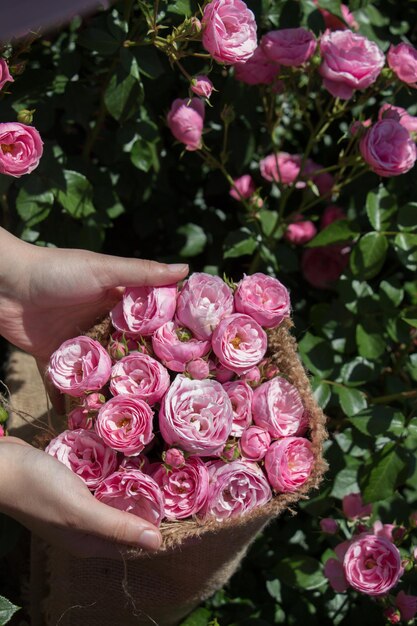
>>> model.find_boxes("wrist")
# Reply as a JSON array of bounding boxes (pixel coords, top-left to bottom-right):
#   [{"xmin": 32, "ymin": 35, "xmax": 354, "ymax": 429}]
[{"xmin": 0, "ymin": 228, "xmax": 41, "ymax": 296}]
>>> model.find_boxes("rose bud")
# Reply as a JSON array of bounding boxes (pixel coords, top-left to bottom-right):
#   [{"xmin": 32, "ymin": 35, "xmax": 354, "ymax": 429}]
[
  {"xmin": 409, "ymin": 511, "xmax": 417, "ymax": 528},
  {"xmin": 185, "ymin": 357, "xmax": 210, "ymax": 380},
  {"xmin": 261, "ymin": 27, "xmax": 316, "ymax": 67},
  {"xmin": 167, "ymin": 98, "xmax": 205, "ymax": 151},
  {"xmin": 234, "ymin": 273, "xmax": 290, "ymax": 329},
  {"xmin": 239, "ymin": 426, "xmax": 271, "ymax": 461},
  {"xmin": 163, "ymin": 448, "xmax": 186, "ymax": 469},
  {"xmin": 219, "ymin": 439, "xmax": 240, "ymax": 462},
  {"xmin": 152, "ymin": 320, "xmax": 210, "ymax": 372},
  {"xmin": 208, "ymin": 358, "xmax": 235, "ymax": 383},
  {"xmin": 212, "ymin": 313, "xmax": 267, "ymax": 374},
  {"xmin": 191, "ymin": 75, "xmax": 214, "ymax": 99},
  {"xmin": 0, "ymin": 122, "xmax": 43, "ymax": 177},
  {"xmin": 384, "ymin": 607, "xmax": 401, "ymax": 624},
  {"xmin": 110, "ymin": 352, "xmax": 170, "ymax": 405},
  {"xmin": 388, "ymin": 42, "xmax": 417, "ymax": 87},
  {"xmin": 240, "ymin": 366, "xmax": 261, "ymax": 385},
  {"xmin": 342, "ymin": 492, "xmax": 372, "ymax": 519},
  {"xmin": 234, "ymin": 45, "xmax": 280, "ymax": 85},
  {"xmin": 111, "ymin": 285, "xmax": 177, "ymax": 336},
  {"xmin": 379, "ymin": 103, "xmax": 417, "ymax": 133},
  {"xmin": 223, "ymin": 380, "xmax": 253, "ymax": 436},
  {"xmin": 260, "ymin": 152, "xmax": 302, "ymax": 185},
  {"xmin": 119, "ymin": 454, "xmax": 150, "ymax": 473},
  {"xmin": 360, "ymin": 119, "xmax": 417, "ymax": 177},
  {"xmin": 396, "ymin": 590, "xmax": 417, "ymax": 622},
  {"xmin": 229, "ymin": 174, "xmax": 256, "ymax": 201},
  {"xmin": 95, "ymin": 396, "xmax": 154, "ymax": 457},
  {"xmin": 252, "ymin": 377, "xmax": 305, "ymax": 438},
  {"xmin": 0, "ymin": 59, "xmax": 14, "ymax": 91},
  {"xmin": 259, "ymin": 358, "xmax": 279, "ymax": 380},
  {"xmin": 320, "ymin": 518, "xmax": 339, "ymax": 534},
  {"xmin": 265, "ymin": 437, "xmax": 314, "ymax": 493},
  {"xmin": 67, "ymin": 406, "xmax": 95, "ymax": 430},
  {"xmin": 285, "ymin": 217, "xmax": 317, "ymax": 245}
]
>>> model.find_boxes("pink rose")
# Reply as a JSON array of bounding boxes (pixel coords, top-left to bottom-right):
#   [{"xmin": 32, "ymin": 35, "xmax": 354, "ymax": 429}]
[
  {"xmin": 159, "ymin": 375, "xmax": 233, "ymax": 455},
  {"xmin": 191, "ymin": 75, "xmax": 214, "ymax": 98},
  {"xmin": 342, "ymin": 492, "xmax": 372, "ymax": 519},
  {"xmin": 176, "ymin": 273, "xmax": 234, "ymax": 340},
  {"xmin": 111, "ymin": 285, "xmax": 177, "ymax": 336},
  {"xmin": 396, "ymin": 591, "xmax": 417, "ymax": 622},
  {"xmin": 46, "ymin": 429, "xmax": 118, "ymax": 490},
  {"xmin": 262, "ymin": 28, "xmax": 316, "ymax": 67},
  {"xmin": 95, "ymin": 396, "xmax": 154, "ymax": 456},
  {"xmin": 360, "ymin": 119, "xmax": 417, "ymax": 177},
  {"xmin": 324, "ymin": 540, "xmax": 351, "ymax": 592},
  {"xmin": 201, "ymin": 459, "xmax": 272, "ymax": 521},
  {"xmin": 265, "ymin": 437, "xmax": 314, "ymax": 492},
  {"xmin": 151, "ymin": 457, "xmax": 209, "ymax": 520},
  {"xmin": 379, "ymin": 103, "xmax": 417, "ymax": 133},
  {"xmin": 110, "ymin": 353, "xmax": 170, "ymax": 404},
  {"xmin": 208, "ymin": 358, "xmax": 235, "ymax": 383},
  {"xmin": 234, "ymin": 45, "xmax": 280, "ymax": 85},
  {"xmin": 119, "ymin": 454, "xmax": 150, "ymax": 473},
  {"xmin": 252, "ymin": 377, "xmax": 305, "ymax": 438},
  {"xmin": 320, "ymin": 518, "xmax": 339, "ymax": 534},
  {"xmin": 343, "ymin": 534, "xmax": 403, "ymax": 596},
  {"xmin": 212, "ymin": 313, "xmax": 267, "ymax": 374},
  {"xmin": 373, "ymin": 520, "xmax": 400, "ymax": 543},
  {"xmin": 202, "ymin": 0, "xmax": 257, "ymax": 65},
  {"xmin": 95, "ymin": 469, "xmax": 164, "ymax": 527},
  {"xmin": 67, "ymin": 406, "xmax": 95, "ymax": 430},
  {"xmin": 234, "ymin": 273, "xmax": 290, "ymax": 328},
  {"xmin": 107, "ymin": 332, "xmax": 142, "ymax": 361},
  {"xmin": 167, "ymin": 98, "xmax": 205, "ymax": 151},
  {"xmin": 316, "ymin": 2, "xmax": 358, "ymax": 31},
  {"xmin": 384, "ymin": 607, "xmax": 401, "ymax": 624},
  {"xmin": 285, "ymin": 217, "xmax": 317, "ymax": 245},
  {"xmin": 48, "ymin": 336, "xmax": 112, "ymax": 397},
  {"xmin": 0, "ymin": 59, "xmax": 14, "ymax": 91},
  {"xmin": 302, "ymin": 245, "xmax": 350, "ymax": 289},
  {"xmin": 163, "ymin": 448, "xmax": 185, "ymax": 469},
  {"xmin": 152, "ymin": 320, "xmax": 210, "ymax": 372},
  {"xmin": 223, "ymin": 380, "xmax": 253, "ymax": 436},
  {"xmin": 185, "ymin": 357, "xmax": 210, "ymax": 380},
  {"xmin": 0, "ymin": 122, "xmax": 43, "ymax": 177},
  {"xmin": 321, "ymin": 204, "xmax": 346, "ymax": 229},
  {"xmin": 240, "ymin": 366, "xmax": 261, "ymax": 385},
  {"xmin": 0, "ymin": 425, "xmax": 4, "ymax": 437},
  {"xmin": 350, "ymin": 119, "xmax": 372, "ymax": 137},
  {"xmin": 229, "ymin": 174, "xmax": 256, "ymax": 201},
  {"xmin": 388, "ymin": 43, "xmax": 417, "ymax": 86},
  {"xmin": 319, "ymin": 31, "xmax": 384, "ymax": 100},
  {"xmin": 260, "ymin": 152, "xmax": 302, "ymax": 185},
  {"xmin": 239, "ymin": 426, "xmax": 271, "ymax": 461}
]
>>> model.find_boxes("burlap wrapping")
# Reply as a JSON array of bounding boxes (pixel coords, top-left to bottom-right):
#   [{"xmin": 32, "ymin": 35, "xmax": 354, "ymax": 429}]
[{"xmin": 7, "ymin": 318, "xmax": 327, "ymax": 626}]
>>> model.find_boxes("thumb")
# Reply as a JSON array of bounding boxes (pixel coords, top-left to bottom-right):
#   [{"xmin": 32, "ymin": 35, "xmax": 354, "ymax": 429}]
[{"xmin": 92, "ymin": 254, "xmax": 189, "ymax": 290}]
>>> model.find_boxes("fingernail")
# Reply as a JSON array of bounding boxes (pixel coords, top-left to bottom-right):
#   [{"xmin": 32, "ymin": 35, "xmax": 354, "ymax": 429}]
[
  {"xmin": 140, "ymin": 529, "xmax": 162, "ymax": 550},
  {"xmin": 168, "ymin": 263, "xmax": 189, "ymax": 273}
]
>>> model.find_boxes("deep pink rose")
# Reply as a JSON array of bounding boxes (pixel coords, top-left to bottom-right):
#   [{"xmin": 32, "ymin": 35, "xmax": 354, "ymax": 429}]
[
  {"xmin": 396, "ymin": 591, "xmax": 417, "ymax": 622},
  {"xmin": 223, "ymin": 380, "xmax": 253, "ymax": 436},
  {"xmin": 252, "ymin": 377, "xmax": 305, "ymax": 438},
  {"xmin": 302, "ymin": 245, "xmax": 350, "ymax": 289},
  {"xmin": 234, "ymin": 273, "xmax": 290, "ymax": 328},
  {"xmin": 262, "ymin": 28, "xmax": 316, "ymax": 67},
  {"xmin": 319, "ymin": 30, "xmax": 384, "ymax": 100},
  {"xmin": 95, "ymin": 396, "xmax": 154, "ymax": 456},
  {"xmin": 95, "ymin": 469, "xmax": 164, "ymax": 526},
  {"xmin": 360, "ymin": 119, "xmax": 417, "ymax": 177},
  {"xmin": 229, "ymin": 174, "xmax": 256, "ymax": 201},
  {"xmin": 0, "ymin": 425, "xmax": 4, "ymax": 437},
  {"xmin": 110, "ymin": 353, "xmax": 170, "ymax": 404},
  {"xmin": 202, "ymin": 0, "xmax": 257, "ymax": 65},
  {"xmin": 212, "ymin": 313, "xmax": 267, "ymax": 374},
  {"xmin": 343, "ymin": 534, "xmax": 403, "ymax": 596},
  {"xmin": 239, "ymin": 426, "xmax": 271, "ymax": 461},
  {"xmin": 191, "ymin": 75, "xmax": 214, "ymax": 98},
  {"xmin": 152, "ymin": 320, "xmax": 210, "ymax": 372},
  {"xmin": 316, "ymin": 2, "xmax": 358, "ymax": 31},
  {"xmin": 379, "ymin": 103, "xmax": 417, "ymax": 133},
  {"xmin": 185, "ymin": 358, "xmax": 210, "ymax": 380},
  {"xmin": 0, "ymin": 59, "xmax": 14, "ymax": 91},
  {"xmin": 111, "ymin": 285, "xmax": 177, "ymax": 336},
  {"xmin": 342, "ymin": 492, "xmax": 372, "ymax": 519},
  {"xmin": 46, "ymin": 429, "xmax": 118, "ymax": 490},
  {"xmin": 167, "ymin": 98, "xmax": 205, "ymax": 151},
  {"xmin": 285, "ymin": 217, "xmax": 317, "ymax": 245},
  {"xmin": 201, "ymin": 459, "xmax": 272, "ymax": 521},
  {"xmin": 320, "ymin": 518, "xmax": 339, "ymax": 534},
  {"xmin": 265, "ymin": 437, "xmax": 314, "ymax": 492},
  {"xmin": 48, "ymin": 336, "xmax": 112, "ymax": 397},
  {"xmin": 260, "ymin": 152, "xmax": 303, "ymax": 185},
  {"xmin": 151, "ymin": 457, "xmax": 209, "ymax": 520},
  {"xmin": 164, "ymin": 448, "xmax": 185, "ymax": 469},
  {"xmin": 388, "ymin": 43, "xmax": 417, "ymax": 86},
  {"xmin": 0, "ymin": 122, "xmax": 43, "ymax": 177},
  {"xmin": 234, "ymin": 45, "xmax": 280, "ymax": 85},
  {"xmin": 159, "ymin": 375, "xmax": 233, "ymax": 455},
  {"xmin": 176, "ymin": 273, "xmax": 234, "ymax": 340},
  {"xmin": 321, "ymin": 204, "xmax": 346, "ymax": 229}
]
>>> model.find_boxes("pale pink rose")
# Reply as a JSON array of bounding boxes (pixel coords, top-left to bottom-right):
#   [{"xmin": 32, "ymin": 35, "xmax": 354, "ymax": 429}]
[
  {"xmin": 159, "ymin": 375, "xmax": 234, "ymax": 455},
  {"xmin": 48, "ymin": 336, "xmax": 112, "ymax": 397},
  {"xmin": 223, "ymin": 380, "xmax": 253, "ymax": 436},
  {"xmin": 167, "ymin": 98, "xmax": 205, "ymax": 151},
  {"xmin": 240, "ymin": 366, "xmax": 261, "ymax": 385},
  {"xmin": 234, "ymin": 45, "xmax": 280, "ymax": 85},
  {"xmin": 152, "ymin": 320, "xmax": 210, "ymax": 372},
  {"xmin": 111, "ymin": 285, "xmax": 177, "ymax": 337},
  {"xmin": 191, "ymin": 75, "xmax": 214, "ymax": 98},
  {"xmin": 229, "ymin": 174, "xmax": 256, "ymax": 201},
  {"xmin": 316, "ymin": 2, "xmax": 358, "ymax": 31},
  {"xmin": 164, "ymin": 448, "xmax": 186, "ymax": 469},
  {"xmin": 343, "ymin": 534, "xmax": 403, "ymax": 596},
  {"xmin": 379, "ymin": 103, "xmax": 417, "ymax": 133},
  {"xmin": 185, "ymin": 358, "xmax": 210, "ymax": 379},
  {"xmin": 46, "ymin": 429, "xmax": 118, "ymax": 490},
  {"xmin": 95, "ymin": 396, "xmax": 154, "ymax": 456},
  {"xmin": 388, "ymin": 43, "xmax": 417, "ymax": 86},
  {"xmin": 212, "ymin": 313, "xmax": 267, "ymax": 374},
  {"xmin": 95, "ymin": 469, "xmax": 164, "ymax": 526},
  {"xmin": 119, "ymin": 454, "xmax": 150, "ymax": 473},
  {"xmin": 239, "ymin": 426, "xmax": 271, "ymax": 461},
  {"xmin": 262, "ymin": 28, "xmax": 316, "ymax": 67},
  {"xmin": 234, "ymin": 273, "xmax": 290, "ymax": 328},
  {"xmin": 285, "ymin": 217, "xmax": 317, "ymax": 245},
  {"xmin": 396, "ymin": 591, "xmax": 417, "ymax": 622},
  {"xmin": 208, "ymin": 358, "xmax": 235, "ymax": 383},
  {"xmin": 320, "ymin": 518, "xmax": 339, "ymax": 534},
  {"xmin": 151, "ymin": 457, "xmax": 209, "ymax": 520},
  {"xmin": 67, "ymin": 406, "xmax": 95, "ymax": 430},
  {"xmin": 360, "ymin": 119, "xmax": 417, "ymax": 177},
  {"xmin": 319, "ymin": 31, "xmax": 384, "ymax": 100},
  {"xmin": 201, "ymin": 0, "xmax": 257, "ymax": 65},
  {"xmin": 265, "ymin": 437, "xmax": 314, "ymax": 492},
  {"xmin": 176, "ymin": 273, "xmax": 234, "ymax": 340},
  {"xmin": 303, "ymin": 159, "xmax": 334, "ymax": 196},
  {"xmin": 0, "ymin": 59, "xmax": 14, "ymax": 91},
  {"xmin": 321, "ymin": 204, "xmax": 346, "ymax": 229},
  {"xmin": 0, "ymin": 122, "xmax": 43, "ymax": 177},
  {"xmin": 342, "ymin": 492, "xmax": 372, "ymax": 519},
  {"xmin": 110, "ymin": 353, "xmax": 170, "ymax": 404},
  {"xmin": 260, "ymin": 152, "xmax": 303, "ymax": 185},
  {"xmin": 201, "ymin": 459, "xmax": 272, "ymax": 521},
  {"xmin": 252, "ymin": 377, "xmax": 305, "ymax": 438},
  {"xmin": 324, "ymin": 557, "xmax": 349, "ymax": 592},
  {"xmin": 302, "ymin": 245, "xmax": 350, "ymax": 289}
]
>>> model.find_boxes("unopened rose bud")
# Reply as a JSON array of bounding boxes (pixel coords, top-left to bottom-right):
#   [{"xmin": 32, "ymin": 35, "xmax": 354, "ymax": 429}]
[
  {"xmin": 320, "ymin": 518, "xmax": 339, "ymax": 534},
  {"xmin": 164, "ymin": 448, "xmax": 186, "ymax": 469},
  {"xmin": 186, "ymin": 358, "xmax": 210, "ymax": 380},
  {"xmin": 240, "ymin": 367, "xmax": 261, "ymax": 385},
  {"xmin": 239, "ymin": 426, "xmax": 270, "ymax": 461},
  {"xmin": 384, "ymin": 607, "xmax": 401, "ymax": 624},
  {"xmin": 191, "ymin": 75, "xmax": 214, "ymax": 99},
  {"xmin": 189, "ymin": 16, "xmax": 202, "ymax": 34},
  {"xmin": 85, "ymin": 393, "xmax": 106, "ymax": 411},
  {"xmin": 402, "ymin": 558, "xmax": 414, "ymax": 572},
  {"xmin": 17, "ymin": 109, "xmax": 35, "ymax": 125},
  {"xmin": 11, "ymin": 61, "xmax": 26, "ymax": 75},
  {"xmin": 0, "ymin": 406, "xmax": 8, "ymax": 424},
  {"xmin": 220, "ymin": 104, "xmax": 235, "ymax": 125},
  {"xmin": 392, "ymin": 526, "xmax": 406, "ymax": 543},
  {"xmin": 108, "ymin": 337, "xmax": 129, "ymax": 360},
  {"xmin": 220, "ymin": 440, "xmax": 240, "ymax": 462}
]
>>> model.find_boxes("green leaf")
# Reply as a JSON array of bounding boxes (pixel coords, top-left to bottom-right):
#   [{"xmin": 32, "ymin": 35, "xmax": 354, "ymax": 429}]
[
  {"xmin": 179, "ymin": 607, "xmax": 212, "ymax": 626},
  {"xmin": 341, "ymin": 357, "xmax": 376, "ymax": 386},
  {"xmin": 78, "ymin": 28, "xmax": 121, "ymax": 55},
  {"xmin": 259, "ymin": 209, "xmax": 278, "ymax": 237},
  {"xmin": 330, "ymin": 464, "xmax": 360, "ymax": 498},
  {"xmin": 337, "ymin": 387, "xmax": 367, "ymax": 417},
  {"xmin": 104, "ymin": 64, "xmax": 143, "ymax": 122},
  {"xmin": 379, "ymin": 280, "xmax": 404, "ymax": 308},
  {"xmin": 55, "ymin": 170, "xmax": 95, "ymax": 218},
  {"xmin": 177, "ymin": 223, "xmax": 207, "ymax": 257},
  {"xmin": 0, "ymin": 596, "xmax": 20, "ymax": 625},
  {"xmin": 350, "ymin": 406, "xmax": 404, "ymax": 437},
  {"xmin": 167, "ymin": 0, "xmax": 197, "ymax": 16},
  {"xmin": 350, "ymin": 232, "xmax": 388, "ymax": 280},
  {"xmin": 312, "ymin": 379, "xmax": 331, "ymax": 409},
  {"xmin": 306, "ymin": 219, "xmax": 358, "ymax": 248},
  {"xmin": 16, "ymin": 176, "xmax": 54, "ymax": 227},
  {"xmin": 299, "ymin": 333, "xmax": 335, "ymax": 377},
  {"xmin": 223, "ymin": 229, "xmax": 257, "ymax": 259},
  {"xmin": 366, "ymin": 185, "xmax": 397, "ymax": 231},
  {"xmin": 133, "ymin": 47, "xmax": 165, "ymax": 79},
  {"xmin": 394, "ymin": 233, "xmax": 417, "ymax": 271},
  {"xmin": 398, "ymin": 203, "xmax": 417, "ymax": 232},
  {"xmin": 356, "ymin": 323, "xmax": 385, "ymax": 359},
  {"xmin": 274, "ymin": 556, "xmax": 326, "ymax": 591},
  {"xmin": 359, "ymin": 442, "xmax": 407, "ymax": 503},
  {"xmin": 130, "ymin": 138, "xmax": 159, "ymax": 173}
]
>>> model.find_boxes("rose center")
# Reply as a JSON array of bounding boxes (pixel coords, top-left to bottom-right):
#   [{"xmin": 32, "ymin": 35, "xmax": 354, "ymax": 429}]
[
  {"xmin": 118, "ymin": 417, "xmax": 131, "ymax": 429},
  {"xmin": 1, "ymin": 143, "xmax": 14, "ymax": 154},
  {"xmin": 231, "ymin": 335, "xmax": 242, "ymax": 349},
  {"xmin": 365, "ymin": 558, "xmax": 376, "ymax": 570}
]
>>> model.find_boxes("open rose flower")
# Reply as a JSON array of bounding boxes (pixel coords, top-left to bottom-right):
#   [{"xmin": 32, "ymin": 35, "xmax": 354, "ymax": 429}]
[
  {"xmin": 252, "ymin": 377, "xmax": 305, "ymax": 438},
  {"xmin": 110, "ymin": 353, "xmax": 170, "ymax": 404},
  {"xmin": 388, "ymin": 42, "xmax": 417, "ymax": 87},
  {"xmin": 212, "ymin": 313, "xmax": 267, "ymax": 374},
  {"xmin": 95, "ymin": 469, "xmax": 164, "ymax": 526},
  {"xmin": 159, "ymin": 375, "xmax": 233, "ymax": 455},
  {"xmin": 230, "ymin": 174, "xmax": 256, "ymax": 201},
  {"xmin": 95, "ymin": 396, "xmax": 154, "ymax": 456},
  {"xmin": 152, "ymin": 320, "xmax": 210, "ymax": 372},
  {"xmin": 46, "ymin": 429, "xmax": 118, "ymax": 490},
  {"xmin": 202, "ymin": 0, "xmax": 257, "ymax": 65},
  {"xmin": 379, "ymin": 103, "xmax": 417, "ymax": 133},
  {"xmin": 234, "ymin": 45, "xmax": 280, "ymax": 85},
  {"xmin": 239, "ymin": 426, "xmax": 271, "ymax": 461},
  {"xmin": 261, "ymin": 28, "xmax": 316, "ymax": 67},
  {"xmin": 342, "ymin": 492, "xmax": 372, "ymax": 519},
  {"xmin": 0, "ymin": 122, "xmax": 43, "ymax": 177},
  {"xmin": 324, "ymin": 540, "xmax": 351, "ymax": 592},
  {"xmin": 265, "ymin": 437, "xmax": 314, "ymax": 492},
  {"xmin": 223, "ymin": 380, "xmax": 253, "ymax": 436},
  {"xmin": 302, "ymin": 245, "xmax": 350, "ymax": 289},
  {"xmin": 360, "ymin": 119, "xmax": 417, "ymax": 177},
  {"xmin": 167, "ymin": 98, "xmax": 205, "ymax": 151},
  {"xmin": 259, "ymin": 152, "xmax": 303, "ymax": 185},
  {"xmin": 0, "ymin": 59, "xmax": 14, "ymax": 91},
  {"xmin": 111, "ymin": 285, "xmax": 177, "ymax": 337},
  {"xmin": 234, "ymin": 273, "xmax": 290, "ymax": 328},
  {"xmin": 48, "ymin": 336, "xmax": 112, "ymax": 397}
]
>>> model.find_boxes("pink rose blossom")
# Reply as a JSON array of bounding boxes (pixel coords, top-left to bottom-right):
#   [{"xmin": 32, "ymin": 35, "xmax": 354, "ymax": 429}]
[
  {"xmin": 343, "ymin": 534, "xmax": 403, "ymax": 596},
  {"xmin": 151, "ymin": 457, "xmax": 209, "ymax": 520},
  {"xmin": 191, "ymin": 75, "xmax": 214, "ymax": 98},
  {"xmin": 164, "ymin": 448, "xmax": 186, "ymax": 469},
  {"xmin": 68, "ymin": 406, "xmax": 95, "ymax": 430},
  {"xmin": 320, "ymin": 518, "xmax": 339, "ymax": 534},
  {"xmin": 229, "ymin": 174, "xmax": 256, "ymax": 201},
  {"xmin": 0, "ymin": 425, "xmax": 4, "ymax": 437},
  {"xmin": 223, "ymin": 380, "xmax": 253, "ymax": 436},
  {"xmin": 167, "ymin": 98, "xmax": 205, "ymax": 151},
  {"xmin": 119, "ymin": 454, "xmax": 150, "ymax": 473},
  {"xmin": 319, "ymin": 31, "xmax": 384, "ymax": 100},
  {"xmin": 107, "ymin": 332, "xmax": 142, "ymax": 361},
  {"xmin": 388, "ymin": 43, "xmax": 417, "ymax": 86},
  {"xmin": 209, "ymin": 358, "xmax": 235, "ymax": 383},
  {"xmin": 379, "ymin": 103, "xmax": 417, "ymax": 133},
  {"xmin": 46, "ymin": 429, "xmax": 118, "ymax": 490},
  {"xmin": 240, "ymin": 366, "xmax": 261, "ymax": 385},
  {"xmin": 234, "ymin": 273, "xmax": 290, "ymax": 328},
  {"xmin": 384, "ymin": 607, "xmax": 401, "ymax": 624},
  {"xmin": 201, "ymin": 459, "xmax": 272, "ymax": 521},
  {"xmin": 252, "ymin": 377, "xmax": 305, "ymax": 438},
  {"xmin": 0, "ymin": 122, "xmax": 43, "ymax": 177},
  {"xmin": 262, "ymin": 28, "xmax": 316, "ymax": 67},
  {"xmin": 321, "ymin": 204, "xmax": 346, "ymax": 229},
  {"xmin": 185, "ymin": 358, "xmax": 210, "ymax": 380},
  {"xmin": 302, "ymin": 245, "xmax": 350, "ymax": 289},
  {"xmin": 239, "ymin": 426, "xmax": 271, "ymax": 461},
  {"xmin": 95, "ymin": 396, "xmax": 154, "ymax": 456},
  {"xmin": 324, "ymin": 557, "xmax": 349, "ymax": 592},
  {"xmin": 201, "ymin": 0, "xmax": 257, "ymax": 65},
  {"xmin": 234, "ymin": 45, "xmax": 280, "ymax": 85},
  {"xmin": 316, "ymin": 2, "xmax": 358, "ymax": 31},
  {"xmin": 110, "ymin": 353, "xmax": 170, "ymax": 404},
  {"xmin": 265, "ymin": 437, "xmax": 314, "ymax": 492},
  {"xmin": 285, "ymin": 217, "xmax": 317, "ymax": 245},
  {"xmin": 396, "ymin": 590, "xmax": 417, "ymax": 622},
  {"xmin": 152, "ymin": 320, "xmax": 210, "ymax": 372},
  {"xmin": 176, "ymin": 273, "xmax": 234, "ymax": 340},
  {"xmin": 0, "ymin": 59, "xmax": 14, "ymax": 91},
  {"xmin": 212, "ymin": 313, "xmax": 267, "ymax": 374},
  {"xmin": 159, "ymin": 375, "xmax": 233, "ymax": 455},
  {"xmin": 360, "ymin": 119, "xmax": 417, "ymax": 177},
  {"xmin": 95, "ymin": 469, "xmax": 164, "ymax": 526},
  {"xmin": 260, "ymin": 152, "xmax": 303, "ymax": 185},
  {"xmin": 111, "ymin": 285, "xmax": 177, "ymax": 337},
  {"xmin": 48, "ymin": 336, "xmax": 112, "ymax": 397},
  {"xmin": 342, "ymin": 492, "xmax": 372, "ymax": 519}
]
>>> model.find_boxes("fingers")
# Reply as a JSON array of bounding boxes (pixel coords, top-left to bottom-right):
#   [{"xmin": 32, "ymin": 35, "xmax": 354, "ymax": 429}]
[{"xmin": 92, "ymin": 255, "xmax": 189, "ymax": 290}]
